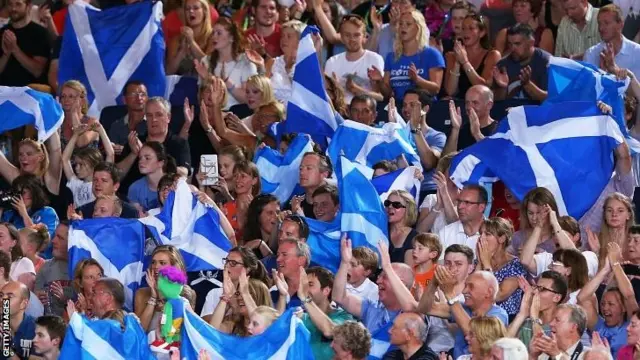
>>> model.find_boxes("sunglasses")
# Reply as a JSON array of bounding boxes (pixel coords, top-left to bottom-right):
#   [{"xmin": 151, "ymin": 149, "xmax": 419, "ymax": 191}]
[{"xmin": 384, "ymin": 200, "xmax": 406, "ymax": 209}]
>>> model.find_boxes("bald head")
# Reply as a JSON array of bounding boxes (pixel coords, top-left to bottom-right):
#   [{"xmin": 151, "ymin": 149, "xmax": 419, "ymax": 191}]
[
  {"xmin": 467, "ymin": 85, "xmax": 493, "ymax": 103},
  {"xmin": 474, "ymin": 271, "xmax": 499, "ymax": 299},
  {"xmin": 3, "ymin": 281, "xmax": 28, "ymax": 300},
  {"xmin": 583, "ymin": 349, "xmax": 613, "ymax": 360},
  {"xmin": 1, "ymin": 281, "xmax": 29, "ymax": 317},
  {"xmin": 398, "ymin": 312, "xmax": 427, "ymax": 341},
  {"xmin": 391, "ymin": 263, "xmax": 415, "ymax": 289}
]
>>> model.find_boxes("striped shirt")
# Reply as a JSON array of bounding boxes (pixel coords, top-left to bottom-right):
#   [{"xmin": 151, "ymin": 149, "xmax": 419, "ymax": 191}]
[{"xmin": 555, "ymin": 4, "xmax": 601, "ymax": 57}]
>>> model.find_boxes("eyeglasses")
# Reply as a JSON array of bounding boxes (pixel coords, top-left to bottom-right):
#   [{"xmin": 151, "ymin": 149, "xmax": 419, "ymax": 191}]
[
  {"xmin": 533, "ymin": 285, "xmax": 561, "ymax": 294},
  {"xmin": 384, "ymin": 200, "xmax": 406, "ymax": 209},
  {"xmin": 126, "ymin": 91, "xmax": 147, "ymax": 98},
  {"xmin": 456, "ymin": 199, "xmax": 483, "ymax": 206},
  {"xmin": 223, "ymin": 258, "xmax": 243, "ymax": 268}
]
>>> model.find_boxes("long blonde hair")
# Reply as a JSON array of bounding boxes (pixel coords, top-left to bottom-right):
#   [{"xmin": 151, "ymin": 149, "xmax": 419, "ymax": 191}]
[
  {"xmin": 184, "ymin": 0, "xmax": 213, "ymax": 49},
  {"xmin": 599, "ymin": 193, "xmax": 635, "ymax": 267},
  {"xmin": 61, "ymin": 80, "xmax": 89, "ymax": 115},
  {"xmin": 393, "ymin": 10, "xmax": 430, "ymax": 61}
]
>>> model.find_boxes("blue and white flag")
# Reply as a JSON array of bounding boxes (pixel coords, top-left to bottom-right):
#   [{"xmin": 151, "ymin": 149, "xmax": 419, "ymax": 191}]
[
  {"xmin": 60, "ymin": 312, "xmax": 155, "ymax": 360},
  {"xmin": 68, "ymin": 218, "xmax": 146, "ymax": 311},
  {"xmin": 180, "ymin": 308, "xmax": 314, "ymax": 359},
  {"xmin": 449, "ymin": 101, "xmax": 624, "ymax": 219},
  {"xmin": 254, "ymin": 134, "xmax": 313, "ymax": 203},
  {"xmin": 139, "ymin": 179, "xmax": 232, "ymax": 272},
  {"xmin": 327, "ymin": 120, "xmax": 422, "ymax": 171},
  {"xmin": 368, "ymin": 320, "xmax": 396, "ymax": 360},
  {"xmin": 284, "ymin": 26, "xmax": 340, "ymax": 147},
  {"xmin": 546, "ymin": 57, "xmax": 639, "ymax": 151},
  {"xmin": 371, "ymin": 166, "xmax": 421, "ymax": 203},
  {"xmin": 59, "ymin": 1, "xmax": 166, "ymax": 117},
  {"xmin": 305, "ymin": 217, "xmax": 342, "ymax": 273},
  {"xmin": 339, "ymin": 156, "xmax": 389, "ymax": 250},
  {"xmin": 0, "ymin": 87, "xmax": 63, "ymax": 141}
]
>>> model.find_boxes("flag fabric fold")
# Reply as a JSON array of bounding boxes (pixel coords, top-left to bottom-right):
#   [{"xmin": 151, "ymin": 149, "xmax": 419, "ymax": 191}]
[
  {"xmin": 327, "ymin": 120, "xmax": 422, "ymax": 171},
  {"xmin": 449, "ymin": 101, "xmax": 624, "ymax": 219},
  {"xmin": 371, "ymin": 166, "xmax": 421, "ymax": 203},
  {"xmin": 305, "ymin": 217, "xmax": 343, "ymax": 273},
  {"xmin": 68, "ymin": 218, "xmax": 146, "ymax": 311},
  {"xmin": 254, "ymin": 134, "xmax": 313, "ymax": 203},
  {"xmin": 0, "ymin": 87, "xmax": 63, "ymax": 141},
  {"xmin": 59, "ymin": 312, "xmax": 155, "ymax": 360},
  {"xmin": 58, "ymin": 1, "xmax": 166, "ymax": 117},
  {"xmin": 180, "ymin": 308, "xmax": 314, "ymax": 359},
  {"xmin": 138, "ymin": 179, "xmax": 233, "ymax": 272}
]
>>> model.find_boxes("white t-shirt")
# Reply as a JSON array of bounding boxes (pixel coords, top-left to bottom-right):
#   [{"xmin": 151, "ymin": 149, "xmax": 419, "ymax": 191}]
[
  {"xmin": 324, "ymin": 50, "xmax": 385, "ymax": 104},
  {"xmin": 532, "ymin": 251, "xmax": 599, "ymax": 279},
  {"xmin": 200, "ymin": 287, "xmax": 224, "ymax": 317},
  {"xmin": 210, "ymin": 53, "xmax": 258, "ymax": 109},
  {"xmin": 419, "ymin": 194, "xmax": 448, "ymax": 234},
  {"xmin": 437, "ymin": 221, "xmax": 480, "ymax": 261},
  {"xmin": 66, "ymin": 176, "xmax": 95, "ymax": 208},
  {"xmin": 10, "ymin": 257, "xmax": 35, "ymax": 281},
  {"xmin": 345, "ymin": 277, "xmax": 379, "ymax": 302}
]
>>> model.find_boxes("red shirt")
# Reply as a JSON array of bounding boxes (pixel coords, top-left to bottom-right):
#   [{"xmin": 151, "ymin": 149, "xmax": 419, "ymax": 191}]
[
  {"xmin": 245, "ymin": 23, "xmax": 282, "ymax": 58},
  {"xmin": 162, "ymin": 7, "xmax": 220, "ymax": 43},
  {"xmin": 52, "ymin": 7, "xmax": 68, "ymax": 35},
  {"xmin": 490, "ymin": 181, "xmax": 521, "ymax": 230}
]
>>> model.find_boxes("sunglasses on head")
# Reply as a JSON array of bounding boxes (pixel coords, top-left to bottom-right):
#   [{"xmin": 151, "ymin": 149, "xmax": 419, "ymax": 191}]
[{"xmin": 384, "ymin": 200, "xmax": 406, "ymax": 209}]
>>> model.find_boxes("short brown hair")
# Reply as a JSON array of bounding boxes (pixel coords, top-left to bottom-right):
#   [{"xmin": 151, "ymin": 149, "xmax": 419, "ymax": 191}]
[
  {"xmin": 352, "ymin": 247, "xmax": 378, "ymax": 273},
  {"xmin": 558, "ymin": 216, "xmax": 580, "ymax": 237},
  {"xmin": 599, "ymin": 4, "xmax": 624, "ymax": 22},
  {"xmin": 339, "ymin": 14, "xmax": 366, "ymax": 32},
  {"xmin": 513, "ymin": 0, "xmax": 542, "ymax": 16},
  {"xmin": 413, "ymin": 233, "xmax": 443, "ymax": 259},
  {"xmin": 482, "ymin": 217, "xmax": 514, "ymax": 248}
]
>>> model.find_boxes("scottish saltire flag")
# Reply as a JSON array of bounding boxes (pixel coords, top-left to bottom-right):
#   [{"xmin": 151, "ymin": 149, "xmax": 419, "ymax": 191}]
[
  {"xmin": 449, "ymin": 101, "xmax": 624, "ymax": 218},
  {"xmin": 305, "ymin": 217, "xmax": 342, "ymax": 273},
  {"xmin": 0, "ymin": 87, "xmax": 63, "ymax": 141},
  {"xmin": 369, "ymin": 321, "xmax": 396, "ymax": 360},
  {"xmin": 68, "ymin": 218, "xmax": 145, "ymax": 311},
  {"xmin": 372, "ymin": 166, "xmax": 421, "ymax": 202},
  {"xmin": 546, "ymin": 57, "xmax": 639, "ymax": 151},
  {"xmin": 60, "ymin": 312, "xmax": 155, "ymax": 360},
  {"xmin": 59, "ymin": 1, "xmax": 166, "ymax": 117},
  {"xmin": 254, "ymin": 134, "xmax": 313, "ymax": 203},
  {"xmin": 139, "ymin": 179, "xmax": 232, "ymax": 271},
  {"xmin": 284, "ymin": 25, "xmax": 340, "ymax": 147},
  {"xmin": 180, "ymin": 308, "xmax": 314, "ymax": 359},
  {"xmin": 327, "ymin": 120, "xmax": 423, "ymax": 171},
  {"xmin": 340, "ymin": 156, "xmax": 389, "ymax": 249}
]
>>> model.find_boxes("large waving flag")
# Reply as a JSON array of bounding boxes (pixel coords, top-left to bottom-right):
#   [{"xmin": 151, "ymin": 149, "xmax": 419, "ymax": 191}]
[
  {"xmin": 68, "ymin": 218, "xmax": 146, "ymax": 311},
  {"xmin": 180, "ymin": 308, "xmax": 314, "ymax": 359},
  {"xmin": 254, "ymin": 134, "xmax": 313, "ymax": 203},
  {"xmin": 284, "ymin": 25, "xmax": 341, "ymax": 147},
  {"xmin": 305, "ymin": 217, "xmax": 342, "ymax": 273},
  {"xmin": 60, "ymin": 312, "xmax": 155, "ymax": 360},
  {"xmin": 371, "ymin": 166, "xmax": 421, "ymax": 203},
  {"xmin": 0, "ymin": 87, "xmax": 63, "ymax": 141},
  {"xmin": 545, "ymin": 57, "xmax": 638, "ymax": 151},
  {"xmin": 449, "ymin": 101, "xmax": 624, "ymax": 219},
  {"xmin": 368, "ymin": 321, "xmax": 396, "ymax": 360},
  {"xmin": 139, "ymin": 179, "xmax": 232, "ymax": 271},
  {"xmin": 327, "ymin": 120, "xmax": 422, "ymax": 171},
  {"xmin": 59, "ymin": 1, "xmax": 166, "ymax": 117}
]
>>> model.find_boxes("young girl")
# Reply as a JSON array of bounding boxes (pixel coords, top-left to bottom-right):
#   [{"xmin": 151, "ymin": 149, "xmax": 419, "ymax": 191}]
[
  {"xmin": 128, "ymin": 142, "xmax": 178, "ymax": 213},
  {"xmin": 62, "ymin": 123, "xmax": 115, "ymax": 208},
  {"xmin": 18, "ymin": 224, "xmax": 49, "ymax": 273},
  {"xmin": 246, "ymin": 306, "xmax": 280, "ymax": 336}
]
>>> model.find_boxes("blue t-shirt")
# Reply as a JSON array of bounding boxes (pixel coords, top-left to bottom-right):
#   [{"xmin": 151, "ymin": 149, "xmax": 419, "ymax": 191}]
[
  {"xmin": 1, "ymin": 207, "xmax": 59, "ymax": 259},
  {"xmin": 0, "ymin": 314, "xmax": 37, "ymax": 359},
  {"xmin": 360, "ymin": 299, "xmax": 401, "ymax": 335},
  {"xmin": 421, "ymin": 127, "xmax": 447, "ymax": 191},
  {"xmin": 127, "ymin": 177, "xmax": 160, "ymax": 212},
  {"xmin": 595, "ymin": 317, "xmax": 628, "ymax": 359},
  {"xmin": 453, "ymin": 305, "xmax": 509, "ymax": 359},
  {"xmin": 270, "ymin": 289, "xmax": 302, "ymax": 310},
  {"xmin": 384, "ymin": 47, "xmax": 445, "ymax": 103}
]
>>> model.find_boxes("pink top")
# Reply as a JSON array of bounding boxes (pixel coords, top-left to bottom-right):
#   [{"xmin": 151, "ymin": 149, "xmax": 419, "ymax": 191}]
[{"xmin": 617, "ymin": 344, "xmax": 634, "ymax": 360}]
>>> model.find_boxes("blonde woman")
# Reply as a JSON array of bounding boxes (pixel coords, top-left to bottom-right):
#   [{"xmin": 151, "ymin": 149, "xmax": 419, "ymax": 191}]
[
  {"xmin": 385, "ymin": 190, "xmax": 418, "ymax": 264},
  {"xmin": 59, "ymin": 80, "xmax": 99, "ymax": 149},
  {"xmin": 369, "ymin": 10, "xmax": 445, "ymax": 102},
  {"xmin": 589, "ymin": 192, "xmax": 635, "ymax": 268},
  {"xmin": 456, "ymin": 316, "xmax": 507, "ymax": 360},
  {"xmin": 166, "ymin": 0, "xmax": 214, "ymax": 75}
]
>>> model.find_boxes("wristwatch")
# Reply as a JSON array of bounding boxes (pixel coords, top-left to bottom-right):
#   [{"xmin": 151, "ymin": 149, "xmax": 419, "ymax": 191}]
[
  {"xmin": 446, "ymin": 295, "xmax": 460, "ymax": 306},
  {"xmin": 410, "ymin": 126, "xmax": 422, "ymax": 134},
  {"xmin": 303, "ymin": 296, "xmax": 313, "ymax": 304}
]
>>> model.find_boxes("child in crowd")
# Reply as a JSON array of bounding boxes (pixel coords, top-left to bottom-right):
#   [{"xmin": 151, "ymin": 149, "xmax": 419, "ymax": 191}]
[
  {"xmin": 247, "ymin": 306, "xmax": 280, "ymax": 336},
  {"xmin": 32, "ymin": 315, "xmax": 66, "ymax": 360},
  {"xmin": 345, "ymin": 247, "xmax": 379, "ymax": 302},
  {"xmin": 61, "ymin": 123, "xmax": 115, "ymax": 208},
  {"xmin": 412, "ymin": 233, "xmax": 443, "ymax": 295},
  {"xmin": 18, "ymin": 224, "xmax": 49, "ymax": 273}
]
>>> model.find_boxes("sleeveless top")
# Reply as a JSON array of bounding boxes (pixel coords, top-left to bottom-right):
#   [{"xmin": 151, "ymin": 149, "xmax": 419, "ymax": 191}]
[
  {"xmin": 457, "ymin": 51, "xmax": 490, "ymax": 98},
  {"xmin": 545, "ymin": 0, "xmax": 560, "ymax": 40},
  {"xmin": 534, "ymin": 25, "xmax": 545, "ymax": 47}
]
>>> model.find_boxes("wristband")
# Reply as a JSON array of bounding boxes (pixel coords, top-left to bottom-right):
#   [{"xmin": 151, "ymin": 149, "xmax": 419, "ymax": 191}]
[{"xmin": 146, "ymin": 297, "xmax": 157, "ymax": 306}]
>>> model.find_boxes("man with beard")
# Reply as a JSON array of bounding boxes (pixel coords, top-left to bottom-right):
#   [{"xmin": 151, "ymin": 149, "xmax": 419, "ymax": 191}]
[
  {"xmin": 493, "ymin": 23, "xmax": 550, "ymax": 102},
  {"xmin": 245, "ymin": 0, "xmax": 282, "ymax": 58},
  {"xmin": 322, "ymin": 13, "xmax": 385, "ymax": 104},
  {"xmin": 0, "ymin": 0, "xmax": 50, "ymax": 86}
]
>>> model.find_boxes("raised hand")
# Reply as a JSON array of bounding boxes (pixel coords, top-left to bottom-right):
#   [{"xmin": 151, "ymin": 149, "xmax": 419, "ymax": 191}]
[
  {"xmin": 492, "ymin": 66, "xmax": 509, "ymax": 88},
  {"xmin": 146, "ymin": 268, "xmax": 158, "ymax": 298},
  {"xmin": 519, "ymin": 66, "xmax": 532, "ymax": 86},
  {"xmin": 377, "ymin": 240, "xmax": 391, "ymax": 270},
  {"xmin": 340, "ymin": 234, "xmax": 352, "ymax": 264},
  {"xmin": 586, "ymin": 227, "xmax": 601, "ymax": 253},
  {"xmin": 245, "ymin": 49, "xmax": 265, "ymax": 68},
  {"xmin": 448, "ymin": 100, "xmax": 462, "ymax": 130},
  {"xmin": 367, "ymin": 66, "xmax": 383, "ymax": 82},
  {"xmin": 453, "ymin": 40, "xmax": 468, "ymax": 65},
  {"xmin": 272, "ymin": 269, "xmax": 289, "ymax": 296},
  {"xmin": 183, "ymin": 97, "xmax": 195, "ymax": 127}
]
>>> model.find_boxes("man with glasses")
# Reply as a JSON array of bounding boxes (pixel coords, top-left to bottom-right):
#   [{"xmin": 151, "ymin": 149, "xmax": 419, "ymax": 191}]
[
  {"xmin": 437, "ymin": 184, "xmax": 487, "ymax": 260},
  {"xmin": 108, "ymin": 81, "xmax": 148, "ymax": 156},
  {"xmin": 91, "ymin": 278, "xmax": 126, "ymax": 320},
  {"xmin": 0, "ymin": 281, "xmax": 37, "ymax": 359},
  {"xmin": 530, "ymin": 304, "xmax": 589, "ymax": 360},
  {"xmin": 35, "ymin": 222, "xmax": 73, "ymax": 318},
  {"xmin": 508, "ymin": 271, "xmax": 568, "ymax": 348}
]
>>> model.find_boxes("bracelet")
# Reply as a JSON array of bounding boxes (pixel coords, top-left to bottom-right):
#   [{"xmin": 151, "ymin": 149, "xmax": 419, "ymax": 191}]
[
  {"xmin": 146, "ymin": 297, "xmax": 157, "ymax": 306},
  {"xmin": 449, "ymin": 70, "xmax": 460, "ymax": 76},
  {"xmin": 205, "ymin": 127, "xmax": 214, "ymax": 134}
]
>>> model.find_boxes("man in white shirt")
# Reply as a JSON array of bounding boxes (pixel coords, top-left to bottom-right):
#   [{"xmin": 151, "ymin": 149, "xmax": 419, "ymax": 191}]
[
  {"xmin": 437, "ymin": 185, "xmax": 487, "ymax": 260},
  {"xmin": 584, "ymin": 4, "xmax": 640, "ymax": 78},
  {"xmin": 530, "ymin": 304, "xmax": 589, "ymax": 360},
  {"xmin": 324, "ymin": 14, "xmax": 384, "ymax": 104}
]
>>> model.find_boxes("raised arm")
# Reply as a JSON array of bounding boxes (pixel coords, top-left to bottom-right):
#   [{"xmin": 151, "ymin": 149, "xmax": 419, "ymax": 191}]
[
  {"xmin": 61, "ymin": 131, "xmax": 79, "ymax": 181},
  {"xmin": 519, "ymin": 227, "xmax": 541, "ymax": 273},
  {"xmin": 298, "ymin": 267, "xmax": 339, "ymax": 338},
  {"xmin": 44, "ymin": 131, "xmax": 62, "ymax": 195},
  {"xmin": 331, "ymin": 236, "xmax": 363, "ymax": 318},
  {"xmin": 96, "ymin": 123, "xmax": 115, "ymax": 163},
  {"xmin": 378, "ymin": 240, "xmax": 418, "ymax": 312},
  {"xmin": 608, "ymin": 242, "xmax": 639, "ymax": 317}
]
